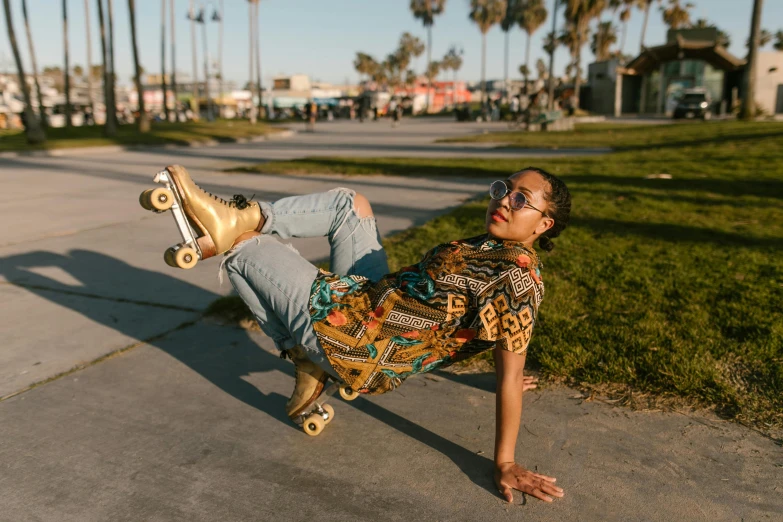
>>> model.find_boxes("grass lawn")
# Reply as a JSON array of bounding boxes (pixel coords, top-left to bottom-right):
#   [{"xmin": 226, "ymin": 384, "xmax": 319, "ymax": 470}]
[
  {"xmin": 436, "ymin": 120, "xmax": 783, "ymax": 151},
  {"xmin": 0, "ymin": 120, "xmax": 283, "ymax": 152},
  {"xmin": 213, "ymin": 121, "xmax": 783, "ymax": 434}
]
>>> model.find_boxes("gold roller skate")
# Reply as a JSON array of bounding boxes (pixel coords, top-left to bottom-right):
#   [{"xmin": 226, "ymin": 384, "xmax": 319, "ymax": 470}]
[
  {"xmin": 138, "ymin": 165, "xmax": 263, "ymax": 269},
  {"xmin": 284, "ymin": 345, "xmax": 359, "ymax": 437}
]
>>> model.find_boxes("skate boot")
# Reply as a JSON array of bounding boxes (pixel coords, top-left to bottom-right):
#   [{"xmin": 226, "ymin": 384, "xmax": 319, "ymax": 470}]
[
  {"xmin": 167, "ymin": 164, "xmax": 264, "ymax": 258},
  {"xmin": 283, "ymin": 345, "xmax": 334, "ymax": 436}
]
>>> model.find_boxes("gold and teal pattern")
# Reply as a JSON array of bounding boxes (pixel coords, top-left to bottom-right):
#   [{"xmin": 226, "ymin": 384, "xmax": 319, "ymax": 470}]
[{"xmin": 308, "ymin": 234, "xmax": 545, "ymax": 395}]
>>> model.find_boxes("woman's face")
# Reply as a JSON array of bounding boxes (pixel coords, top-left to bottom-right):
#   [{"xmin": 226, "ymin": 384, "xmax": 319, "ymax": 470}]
[{"xmin": 485, "ymin": 170, "xmax": 555, "ymax": 245}]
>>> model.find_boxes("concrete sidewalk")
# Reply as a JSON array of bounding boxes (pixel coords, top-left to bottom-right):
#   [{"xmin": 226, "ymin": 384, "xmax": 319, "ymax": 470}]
[{"xmin": 0, "ymin": 322, "xmax": 780, "ymax": 521}]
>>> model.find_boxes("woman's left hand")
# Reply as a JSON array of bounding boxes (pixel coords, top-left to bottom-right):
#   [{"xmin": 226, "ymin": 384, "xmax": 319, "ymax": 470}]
[
  {"xmin": 494, "ymin": 462, "xmax": 564, "ymax": 503},
  {"xmin": 522, "ymin": 375, "xmax": 538, "ymax": 392}
]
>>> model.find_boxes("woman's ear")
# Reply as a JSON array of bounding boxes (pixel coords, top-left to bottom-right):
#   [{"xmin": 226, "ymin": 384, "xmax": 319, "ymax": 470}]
[{"xmin": 536, "ymin": 216, "xmax": 555, "ymax": 236}]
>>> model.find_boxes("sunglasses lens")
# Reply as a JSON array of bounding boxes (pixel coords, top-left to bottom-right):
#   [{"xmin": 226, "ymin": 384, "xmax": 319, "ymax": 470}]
[
  {"xmin": 510, "ymin": 192, "xmax": 527, "ymax": 210},
  {"xmin": 489, "ymin": 180, "xmax": 507, "ymax": 200}
]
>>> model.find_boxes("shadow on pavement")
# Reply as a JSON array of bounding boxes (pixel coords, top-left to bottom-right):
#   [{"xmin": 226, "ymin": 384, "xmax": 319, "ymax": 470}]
[{"xmin": 0, "ymin": 249, "xmax": 500, "ymax": 498}]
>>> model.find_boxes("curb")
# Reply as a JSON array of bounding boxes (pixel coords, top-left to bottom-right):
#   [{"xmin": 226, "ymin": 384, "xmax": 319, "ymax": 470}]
[{"xmin": 0, "ymin": 129, "xmax": 296, "ymax": 159}]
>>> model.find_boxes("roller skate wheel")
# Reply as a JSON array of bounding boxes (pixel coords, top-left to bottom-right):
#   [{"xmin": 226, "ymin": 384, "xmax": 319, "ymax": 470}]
[
  {"xmin": 139, "ymin": 189, "xmax": 155, "ymax": 211},
  {"xmin": 322, "ymin": 404, "xmax": 335, "ymax": 425},
  {"xmin": 339, "ymin": 386, "xmax": 358, "ymax": 401},
  {"xmin": 303, "ymin": 414, "xmax": 325, "ymax": 436},
  {"xmin": 149, "ymin": 187, "xmax": 174, "ymax": 211},
  {"xmin": 164, "ymin": 247, "xmax": 178, "ymax": 267},
  {"xmin": 174, "ymin": 246, "xmax": 198, "ymax": 269}
]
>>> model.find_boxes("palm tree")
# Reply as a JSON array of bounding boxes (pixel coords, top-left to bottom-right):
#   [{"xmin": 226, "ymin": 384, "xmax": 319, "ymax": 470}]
[
  {"xmin": 247, "ymin": 0, "xmax": 256, "ymax": 123},
  {"xmin": 469, "ymin": 0, "xmax": 507, "ymax": 109},
  {"xmin": 410, "ymin": 0, "xmax": 447, "ymax": 112},
  {"xmin": 774, "ymin": 30, "xmax": 783, "ymax": 51},
  {"xmin": 128, "ymin": 0, "xmax": 149, "ymax": 131},
  {"xmin": 519, "ymin": 0, "xmax": 548, "ymax": 95},
  {"xmin": 591, "ymin": 20, "xmax": 617, "ymax": 60},
  {"xmin": 693, "ymin": 19, "xmax": 730, "ymax": 48},
  {"xmin": 661, "ymin": 0, "xmax": 692, "ymax": 30},
  {"xmin": 441, "ymin": 45, "xmax": 463, "ymax": 106},
  {"xmin": 254, "ymin": 0, "xmax": 263, "ymax": 119},
  {"xmin": 546, "ymin": 0, "xmax": 559, "ymax": 109},
  {"xmin": 2, "ymin": 0, "xmax": 45, "ymax": 143},
  {"xmin": 741, "ymin": 0, "xmax": 764, "ymax": 120},
  {"xmin": 21, "ymin": 0, "xmax": 46, "ymax": 129},
  {"xmin": 562, "ymin": 0, "xmax": 606, "ymax": 110},
  {"xmin": 354, "ymin": 53, "xmax": 379, "ymax": 82},
  {"xmin": 84, "ymin": 0, "xmax": 95, "ymax": 117},
  {"xmin": 746, "ymin": 29, "xmax": 772, "ymax": 49},
  {"xmin": 96, "ymin": 0, "xmax": 117, "ymax": 135},
  {"xmin": 501, "ymin": 1, "xmax": 520, "ymax": 100},
  {"xmin": 107, "ymin": 0, "xmax": 119, "ymax": 128},
  {"xmin": 190, "ymin": 0, "xmax": 199, "ymax": 116},
  {"xmin": 61, "ymin": 0, "xmax": 72, "ymax": 128},
  {"xmin": 161, "ymin": 0, "xmax": 169, "ymax": 122},
  {"xmin": 170, "ymin": 0, "xmax": 178, "ymax": 122},
  {"xmin": 638, "ymin": 0, "xmax": 660, "ymax": 51}
]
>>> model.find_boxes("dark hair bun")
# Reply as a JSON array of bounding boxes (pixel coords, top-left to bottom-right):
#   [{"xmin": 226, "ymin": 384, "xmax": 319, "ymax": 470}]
[{"xmin": 538, "ymin": 236, "xmax": 555, "ymax": 252}]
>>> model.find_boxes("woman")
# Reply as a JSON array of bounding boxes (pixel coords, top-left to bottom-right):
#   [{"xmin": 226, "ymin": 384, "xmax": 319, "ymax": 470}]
[{"xmin": 155, "ymin": 165, "xmax": 570, "ymax": 504}]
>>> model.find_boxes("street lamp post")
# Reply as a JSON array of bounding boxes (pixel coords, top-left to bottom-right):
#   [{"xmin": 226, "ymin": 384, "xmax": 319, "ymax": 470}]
[{"xmin": 188, "ymin": 2, "xmax": 222, "ymax": 122}]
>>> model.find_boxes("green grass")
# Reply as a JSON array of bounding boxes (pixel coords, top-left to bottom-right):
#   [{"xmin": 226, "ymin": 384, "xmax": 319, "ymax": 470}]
[
  {"xmin": 0, "ymin": 120, "xmax": 283, "ymax": 152},
  {"xmin": 436, "ymin": 120, "xmax": 783, "ymax": 151},
  {"xmin": 211, "ymin": 121, "xmax": 783, "ymax": 433}
]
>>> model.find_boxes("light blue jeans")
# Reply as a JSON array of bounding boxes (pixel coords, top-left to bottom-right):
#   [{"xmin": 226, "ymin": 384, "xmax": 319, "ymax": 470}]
[{"xmin": 223, "ymin": 188, "xmax": 389, "ymax": 377}]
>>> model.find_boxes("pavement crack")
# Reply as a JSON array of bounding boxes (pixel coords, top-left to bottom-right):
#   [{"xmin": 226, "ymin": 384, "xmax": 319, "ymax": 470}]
[
  {"xmin": 0, "ymin": 319, "xmax": 199, "ymax": 402},
  {"xmin": 8, "ymin": 282, "xmax": 202, "ymax": 313}
]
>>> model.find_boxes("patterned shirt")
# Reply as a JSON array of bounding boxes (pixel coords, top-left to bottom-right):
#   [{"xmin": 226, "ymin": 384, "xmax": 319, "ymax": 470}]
[{"xmin": 308, "ymin": 234, "xmax": 544, "ymax": 395}]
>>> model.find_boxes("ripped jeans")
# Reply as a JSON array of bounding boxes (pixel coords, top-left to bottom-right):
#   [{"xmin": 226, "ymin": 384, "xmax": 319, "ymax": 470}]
[{"xmin": 223, "ymin": 188, "xmax": 389, "ymax": 377}]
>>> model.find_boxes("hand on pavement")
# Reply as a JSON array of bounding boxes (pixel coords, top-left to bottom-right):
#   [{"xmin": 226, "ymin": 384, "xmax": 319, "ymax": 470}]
[
  {"xmin": 494, "ymin": 462, "xmax": 564, "ymax": 504},
  {"xmin": 522, "ymin": 375, "xmax": 538, "ymax": 392}
]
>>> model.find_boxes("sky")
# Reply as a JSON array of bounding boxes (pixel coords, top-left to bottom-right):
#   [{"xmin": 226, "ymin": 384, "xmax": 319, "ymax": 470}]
[{"xmin": 1, "ymin": 0, "xmax": 781, "ymax": 89}]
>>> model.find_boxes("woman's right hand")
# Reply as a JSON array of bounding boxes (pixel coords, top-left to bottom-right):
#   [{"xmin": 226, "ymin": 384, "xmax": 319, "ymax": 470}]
[{"xmin": 494, "ymin": 462, "xmax": 564, "ymax": 503}]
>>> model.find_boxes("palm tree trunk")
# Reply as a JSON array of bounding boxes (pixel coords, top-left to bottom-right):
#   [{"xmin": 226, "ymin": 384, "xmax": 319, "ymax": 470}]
[
  {"xmin": 255, "ymin": 1, "xmax": 263, "ymax": 119},
  {"xmin": 741, "ymin": 0, "xmax": 764, "ymax": 119},
  {"xmin": 248, "ymin": 1, "xmax": 256, "ymax": 124},
  {"xmin": 107, "ymin": 0, "xmax": 118, "ymax": 128},
  {"xmin": 128, "ymin": 0, "xmax": 149, "ymax": 131},
  {"xmin": 63, "ymin": 0, "xmax": 71, "ymax": 128},
  {"xmin": 21, "ymin": 0, "xmax": 46, "ymax": 130},
  {"xmin": 547, "ymin": 0, "xmax": 559, "ymax": 110},
  {"xmin": 503, "ymin": 30, "xmax": 509, "ymax": 100},
  {"xmin": 169, "ymin": 0, "xmax": 178, "ymax": 122},
  {"xmin": 427, "ymin": 24, "xmax": 432, "ymax": 112},
  {"xmin": 640, "ymin": 1, "xmax": 651, "ymax": 52},
  {"xmin": 218, "ymin": 0, "xmax": 224, "ymax": 119},
  {"xmin": 3, "ymin": 0, "xmax": 45, "ymax": 143},
  {"xmin": 160, "ymin": 0, "xmax": 169, "ymax": 122},
  {"xmin": 481, "ymin": 32, "xmax": 487, "ymax": 108},
  {"xmin": 524, "ymin": 31, "xmax": 532, "ymax": 95},
  {"xmin": 96, "ymin": 0, "xmax": 116, "ymax": 135},
  {"xmin": 190, "ymin": 0, "xmax": 199, "ymax": 118},
  {"xmin": 201, "ymin": 15, "xmax": 211, "ymax": 120},
  {"xmin": 84, "ymin": 0, "xmax": 95, "ymax": 117}
]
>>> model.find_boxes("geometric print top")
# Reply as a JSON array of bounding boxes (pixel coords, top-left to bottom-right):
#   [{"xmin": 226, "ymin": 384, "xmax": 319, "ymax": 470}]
[{"xmin": 308, "ymin": 234, "xmax": 545, "ymax": 395}]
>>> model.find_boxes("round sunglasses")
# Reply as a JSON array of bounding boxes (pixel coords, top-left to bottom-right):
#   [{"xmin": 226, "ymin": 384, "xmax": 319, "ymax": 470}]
[{"xmin": 489, "ymin": 180, "xmax": 547, "ymax": 215}]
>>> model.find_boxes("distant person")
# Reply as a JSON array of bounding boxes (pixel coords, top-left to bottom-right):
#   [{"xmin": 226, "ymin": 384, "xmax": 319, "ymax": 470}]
[
  {"xmin": 389, "ymin": 98, "xmax": 401, "ymax": 128},
  {"xmin": 306, "ymin": 100, "xmax": 317, "ymax": 132},
  {"xmin": 510, "ymin": 96, "xmax": 520, "ymax": 119},
  {"xmin": 142, "ymin": 165, "xmax": 571, "ymax": 503}
]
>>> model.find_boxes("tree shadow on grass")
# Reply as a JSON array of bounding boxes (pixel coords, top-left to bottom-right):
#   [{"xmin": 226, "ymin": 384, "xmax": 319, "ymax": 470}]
[
  {"xmin": 573, "ymin": 217, "xmax": 782, "ymax": 250},
  {"xmin": 0, "ymin": 249, "xmax": 499, "ymax": 499},
  {"xmin": 615, "ymin": 128, "xmax": 783, "ymax": 153},
  {"xmin": 558, "ymin": 175, "xmax": 783, "ymax": 200}
]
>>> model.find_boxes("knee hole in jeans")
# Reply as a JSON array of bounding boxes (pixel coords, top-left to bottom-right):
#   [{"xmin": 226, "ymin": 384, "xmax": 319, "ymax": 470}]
[{"xmin": 353, "ymin": 193, "xmax": 374, "ymax": 219}]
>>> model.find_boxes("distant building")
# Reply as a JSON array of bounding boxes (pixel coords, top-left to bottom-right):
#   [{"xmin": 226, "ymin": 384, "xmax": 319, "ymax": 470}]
[{"xmin": 583, "ymin": 28, "xmax": 783, "ymax": 117}]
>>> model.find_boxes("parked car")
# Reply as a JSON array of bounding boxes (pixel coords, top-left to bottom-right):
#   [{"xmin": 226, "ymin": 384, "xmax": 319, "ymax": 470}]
[{"xmin": 673, "ymin": 89, "xmax": 712, "ymax": 120}]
